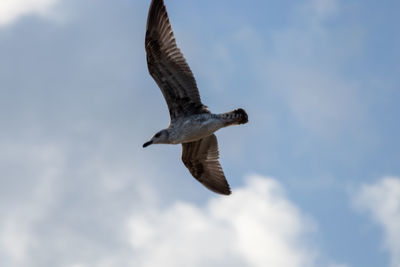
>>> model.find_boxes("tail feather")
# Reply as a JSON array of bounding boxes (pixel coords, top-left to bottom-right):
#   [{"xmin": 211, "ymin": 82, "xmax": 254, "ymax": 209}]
[{"xmin": 221, "ymin": 108, "xmax": 248, "ymax": 125}]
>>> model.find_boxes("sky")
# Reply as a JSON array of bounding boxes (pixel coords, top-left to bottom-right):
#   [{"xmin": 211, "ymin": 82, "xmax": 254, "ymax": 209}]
[{"xmin": 0, "ymin": 0, "xmax": 399, "ymax": 266}]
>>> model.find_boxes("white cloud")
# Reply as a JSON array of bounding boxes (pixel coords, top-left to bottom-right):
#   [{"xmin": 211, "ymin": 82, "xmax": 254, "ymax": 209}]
[
  {"xmin": 0, "ymin": 143, "xmax": 64, "ymax": 265},
  {"xmin": 0, "ymin": 0, "xmax": 59, "ymax": 26},
  {"xmin": 0, "ymin": 140, "xmax": 159, "ymax": 267},
  {"xmin": 0, "ymin": 0, "xmax": 373, "ymax": 266},
  {"xmin": 0, "ymin": 142, "xmax": 346, "ymax": 267},
  {"xmin": 128, "ymin": 175, "xmax": 318, "ymax": 267},
  {"xmin": 354, "ymin": 177, "xmax": 400, "ymax": 267}
]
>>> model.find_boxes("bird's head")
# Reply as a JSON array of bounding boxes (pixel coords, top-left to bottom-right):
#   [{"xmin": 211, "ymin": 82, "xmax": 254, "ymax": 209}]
[{"xmin": 143, "ymin": 129, "xmax": 170, "ymax": 148}]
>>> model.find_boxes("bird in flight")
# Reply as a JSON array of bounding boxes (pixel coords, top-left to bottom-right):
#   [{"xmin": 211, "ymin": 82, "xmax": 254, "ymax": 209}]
[{"xmin": 143, "ymin": 0, "xmax": 248, "ymax": 195}]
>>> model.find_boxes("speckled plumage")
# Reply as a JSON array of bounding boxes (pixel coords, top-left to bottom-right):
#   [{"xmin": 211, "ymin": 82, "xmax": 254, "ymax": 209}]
[
  {"xmin": 166, "ymin": 110, "xmax": 248, "ymax": 144},
  {"xmin": 143, "ymin": 0, "xmax": 248, "ymax": 195}
]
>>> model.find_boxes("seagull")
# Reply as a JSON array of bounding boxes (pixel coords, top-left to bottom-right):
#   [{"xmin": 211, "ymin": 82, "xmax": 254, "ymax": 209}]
[{"xmin": 143, "ymin": 0, "xmax": 248, "ymax": 195}]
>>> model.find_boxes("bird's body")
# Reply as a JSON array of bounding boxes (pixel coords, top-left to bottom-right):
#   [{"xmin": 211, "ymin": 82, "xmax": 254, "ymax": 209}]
[
  {"xmin": 143, "ymin": 0, "xmax": 248, "ymax": 195},
  {"xmin": 165, "ymin": 109, "xmax": 248, "ymax": 144},
  {"xmin": 168, "ymin": 114, "xmax": 224, "ymax": 144}
]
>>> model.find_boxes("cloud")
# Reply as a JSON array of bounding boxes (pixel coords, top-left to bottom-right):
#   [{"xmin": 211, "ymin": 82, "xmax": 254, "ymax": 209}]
[
  {"xmin": 0, "ymin": 0, "xmax": 387, "ymax": 266},
  {"xmin": 354, "ymin": 177, "xmax": 400, "ymax": 267},
  {"xmin": 0, "ymin": 143, "xmax": 65, "ymax": 265},
  {"xmin": 262, "ymin": 0, "xmax": 365, "ymax": 139},
  {"xmin": 306, "ymin": 0, "xmax": 339, "ymax": 20},
  {"xmin": 0, "ymin": 151, "xmax": 346, "ymax": 267},
  {"xmin": 186, "ymin": 0, "xmax": 367, "ymax": 142},
  {"xmin": 0, "ymin": 0, "xmax": 60, "ymax": 27},
  {"xmin": 128, "ymin": 175, "xmax": 318, "ymax": 267},
  {"xmin": 0, "ymin": 140, "xmax": 161, "ymax": 267}
]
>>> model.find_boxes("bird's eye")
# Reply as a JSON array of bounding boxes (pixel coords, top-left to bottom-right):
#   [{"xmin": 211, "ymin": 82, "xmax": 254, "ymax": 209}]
[{"xmin": 155, "ymin": 132, "xmax": 161, "ymax": 138}]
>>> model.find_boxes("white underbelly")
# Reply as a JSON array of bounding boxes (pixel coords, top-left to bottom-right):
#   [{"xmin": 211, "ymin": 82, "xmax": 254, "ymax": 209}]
[{"xmin": 170, "ymin": 118, "xmax": 223, "ymax": 144}]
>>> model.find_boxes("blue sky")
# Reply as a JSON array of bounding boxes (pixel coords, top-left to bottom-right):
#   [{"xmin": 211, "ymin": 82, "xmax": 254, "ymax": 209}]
[{"xmin": 0, "ymin": 0, "xmax": 399, "ymax": 266}]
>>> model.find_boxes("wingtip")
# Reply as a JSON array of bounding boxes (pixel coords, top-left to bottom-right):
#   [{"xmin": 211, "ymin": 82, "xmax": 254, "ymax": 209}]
[
  {"xmin": 223, "ymin": 189, "xmax": 232, "ymax": 196},
  {"xmin": 210, "ymin": 184, "xmax": 231, "ymax": 195},
  {"xmin": 225, "ymin": 185, "xmax": 232, "ymax": 195},
  {"xmin": 223, "ymin": 183, "xmax": 232, "ymax": 195},
  {"xmin": 146, "ymin": 0, "xmax": 167, "ymax": 31}
]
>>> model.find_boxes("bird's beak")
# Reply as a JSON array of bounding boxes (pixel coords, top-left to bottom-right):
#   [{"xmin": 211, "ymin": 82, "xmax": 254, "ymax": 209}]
[{"xmin": 143, "ymin": 140, "xmax": 153, "ymax": 148}]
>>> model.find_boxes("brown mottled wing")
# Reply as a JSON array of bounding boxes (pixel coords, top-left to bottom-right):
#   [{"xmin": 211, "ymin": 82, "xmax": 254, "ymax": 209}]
[
  {"xmin": 181, "ymin": 134, "xmax": 231, "ymax": 195},
  {"xmin": 145, "ymin": 0, "xmax": 209, "ymax": 120}
]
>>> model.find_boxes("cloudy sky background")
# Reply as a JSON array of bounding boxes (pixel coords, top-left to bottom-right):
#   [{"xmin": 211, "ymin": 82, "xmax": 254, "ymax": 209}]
[{"xmin": 1, "ymin": 0, "xmax": 399, "ymax": 266}]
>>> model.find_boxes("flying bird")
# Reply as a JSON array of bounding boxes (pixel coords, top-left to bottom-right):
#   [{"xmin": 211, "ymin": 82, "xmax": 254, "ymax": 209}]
[{"xmin": 143, "ymin": 0, "xmax": 248, "ymax": 195}]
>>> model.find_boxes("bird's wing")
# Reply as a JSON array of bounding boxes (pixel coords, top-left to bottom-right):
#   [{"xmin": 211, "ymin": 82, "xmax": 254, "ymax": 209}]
[
  {"xmin": 181, "ymin": 134, "xmax": 231, "ymax": 195},
  {"xmin": 145, "ymin": 0, "xmax": 209, "ymax": 121}
]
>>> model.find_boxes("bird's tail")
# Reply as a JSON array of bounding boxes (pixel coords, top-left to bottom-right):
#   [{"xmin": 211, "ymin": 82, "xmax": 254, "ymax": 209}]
[{"xmin": 220, "ymin": 108, "xmax": 249, "ymax": 126}]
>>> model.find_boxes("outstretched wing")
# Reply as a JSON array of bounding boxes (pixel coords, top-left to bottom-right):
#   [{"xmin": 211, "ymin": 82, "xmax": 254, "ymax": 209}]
[
  {"xmin": 181, "ymin": 134, "xmax": 231, "ymax": 195},
  {"xmin": 145, "ymin": 0, "xmax": 209, "ymax": 120}
]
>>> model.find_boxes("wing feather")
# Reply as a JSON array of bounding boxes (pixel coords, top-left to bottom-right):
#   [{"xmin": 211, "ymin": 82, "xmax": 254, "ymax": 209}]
[
  {"xmin": 145, "ymin": 0, "xmax": 209, "ymax": 120},
  {"xmin": 181, "ymin": 134, "xmax": 231, "ymax": 195}
]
